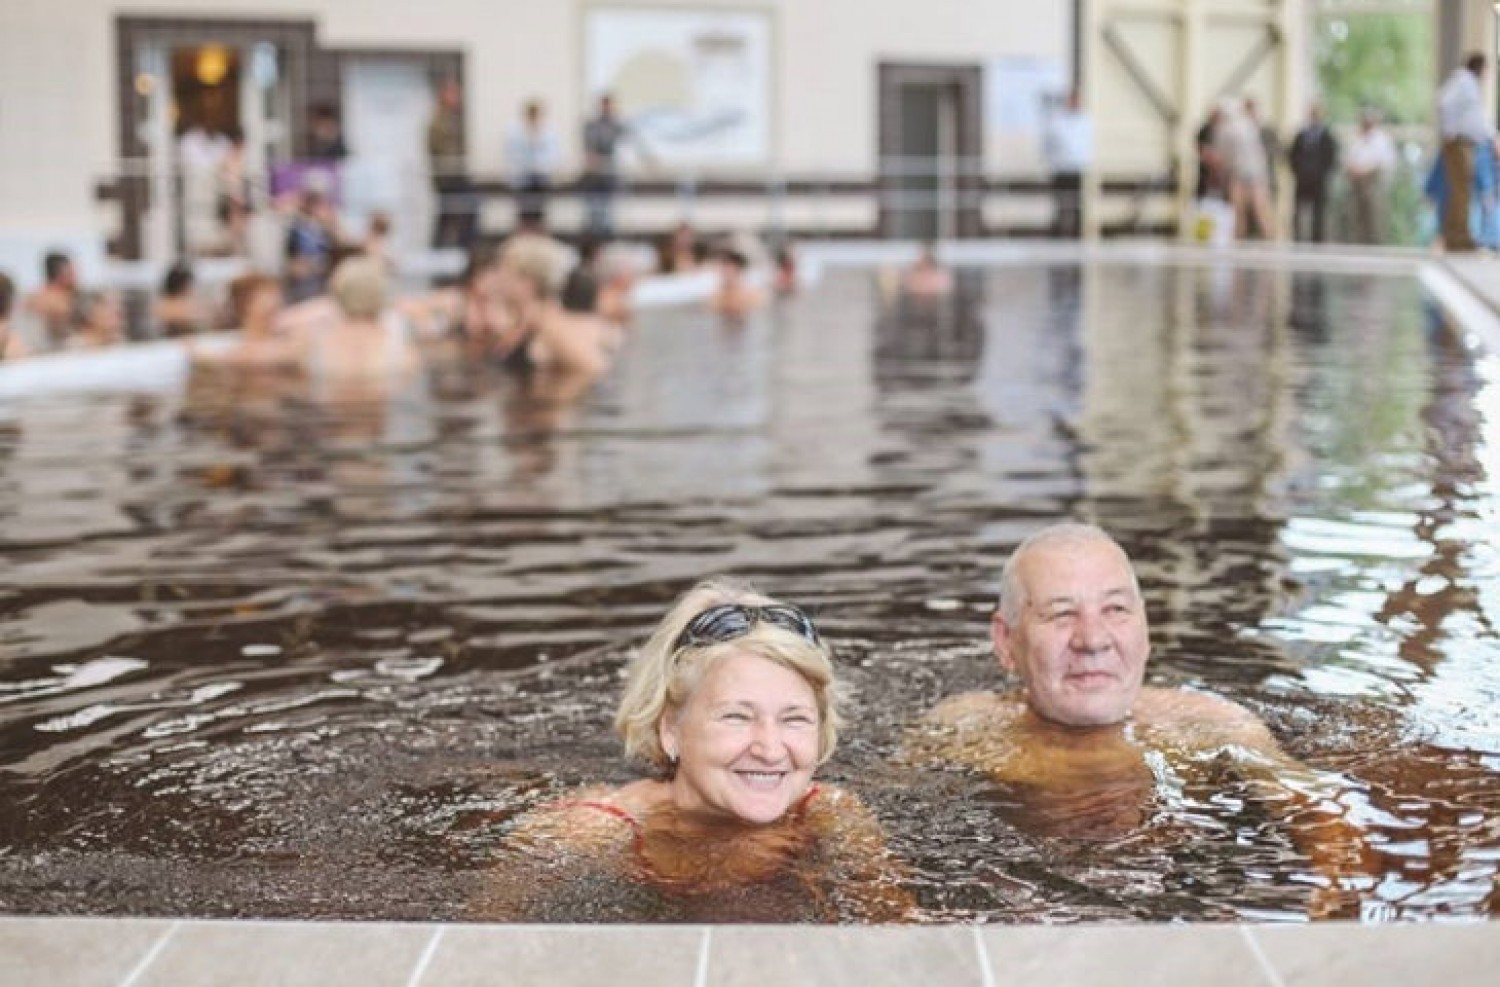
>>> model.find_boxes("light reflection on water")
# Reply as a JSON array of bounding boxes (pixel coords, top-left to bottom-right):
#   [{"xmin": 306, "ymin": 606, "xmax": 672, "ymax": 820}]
[{"xmin": 1, "ymin": 263, "xmax": 1498, "ymax": 922}]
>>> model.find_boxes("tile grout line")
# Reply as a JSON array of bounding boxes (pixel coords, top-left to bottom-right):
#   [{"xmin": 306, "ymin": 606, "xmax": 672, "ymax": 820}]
[
  {"xmin": 404, "ymin": 926, "xmax": 445, "ymax": 987},
  {"xmin": 117, "ymin": 920, "xmax": 180, "ymax": 987},
  {"xmin": 1238, "ymin": 926, "xmax": 1288, "ymax": 987},
  {"xmin": 972, "ymin": 926, "xmax": 996, "ymax": 987},
  {"xmin": 693, "ymin": 926, "xmax": 713, "ymax": 987}
]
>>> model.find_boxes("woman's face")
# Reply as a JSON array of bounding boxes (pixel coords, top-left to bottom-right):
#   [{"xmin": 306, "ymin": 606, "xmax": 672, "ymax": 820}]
[{"xmin": 660, "ymin": 651, "xmax": 821, "ymax": 825}]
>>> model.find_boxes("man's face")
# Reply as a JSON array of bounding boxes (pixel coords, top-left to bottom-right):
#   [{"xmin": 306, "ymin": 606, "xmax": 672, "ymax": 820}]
[{"xmin": 993, "ymin": 538, "xmax": 1150, "ymax": 727}]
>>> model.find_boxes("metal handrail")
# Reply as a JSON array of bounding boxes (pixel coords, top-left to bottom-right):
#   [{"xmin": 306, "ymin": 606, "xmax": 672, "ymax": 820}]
[{"xmin": 96, "ymin": 153, "xmax": 1182, "ymax": 259}]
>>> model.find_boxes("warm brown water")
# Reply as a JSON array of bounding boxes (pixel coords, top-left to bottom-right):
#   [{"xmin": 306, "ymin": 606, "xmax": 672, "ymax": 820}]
[{"xmin": 2, "ymin": 263, "xmax": 1499, "ymax": 923}]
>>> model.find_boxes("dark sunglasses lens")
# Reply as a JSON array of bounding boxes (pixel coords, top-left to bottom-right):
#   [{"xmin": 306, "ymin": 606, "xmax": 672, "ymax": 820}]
[
  {"xmin": 682, "ymin": 605, "xmax": 752, "ymax": 646},
  {"xmin": 760, "ymin": 606, "xmax": 820, "ymax": 643},
  {"xmin": 674, "ymin": 603, "xmax": 821, "ymax": 652}
]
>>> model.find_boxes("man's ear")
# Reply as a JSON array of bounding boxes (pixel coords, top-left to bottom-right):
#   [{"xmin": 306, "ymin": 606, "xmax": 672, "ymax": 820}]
[{"xmin": 991, "ymin": 608, "xmax": 1019, "ymax": 675}]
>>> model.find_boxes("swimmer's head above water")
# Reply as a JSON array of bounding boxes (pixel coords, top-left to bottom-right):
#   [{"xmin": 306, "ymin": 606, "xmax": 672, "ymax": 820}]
[
  {"xmin": 615, "ymin": 578, "xmax": 840, "ymax": 824},
  {"xmin": 993, "ymin": 522, "xmax": 1151, "ymax": 728}
]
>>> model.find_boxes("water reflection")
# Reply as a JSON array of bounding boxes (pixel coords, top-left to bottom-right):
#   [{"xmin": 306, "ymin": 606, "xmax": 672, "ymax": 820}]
[{"xmin": 0, "ymin": 263, "xmax": 1497, "ymax": 923}]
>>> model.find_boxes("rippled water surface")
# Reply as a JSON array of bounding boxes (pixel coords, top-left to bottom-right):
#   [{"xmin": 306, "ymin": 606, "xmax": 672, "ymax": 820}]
[{"xmin": 3, "ymin": 262, "xmax": 1499, "ymax": 922}]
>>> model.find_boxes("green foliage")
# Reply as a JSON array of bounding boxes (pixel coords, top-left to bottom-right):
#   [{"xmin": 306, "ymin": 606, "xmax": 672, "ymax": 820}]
[
  {"xmin": 1314, "ymin": 10, "xmax": 1435, "ymax": 243},
  {"xmin": 1325, "ymin": 149, "xmax": 1431, "ymax": 246},
  {"xmin": 1314, "ymin": 12, "xmax": 1433, "ymax": 126}
]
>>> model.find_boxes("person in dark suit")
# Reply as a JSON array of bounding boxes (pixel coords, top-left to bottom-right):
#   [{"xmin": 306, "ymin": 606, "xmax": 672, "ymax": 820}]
[{"xmin": 1288, "ymin": 103, "xmax": 1339, "ymax": 243}]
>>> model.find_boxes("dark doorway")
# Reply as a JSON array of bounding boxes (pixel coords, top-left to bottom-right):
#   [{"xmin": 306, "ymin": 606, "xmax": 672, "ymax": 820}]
[{"xmin": 877, "ymin": 63, "xmax": 983, "ymax": 239}]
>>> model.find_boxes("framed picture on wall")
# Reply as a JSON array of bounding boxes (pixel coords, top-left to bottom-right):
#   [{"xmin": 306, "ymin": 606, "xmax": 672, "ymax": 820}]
[{"xmin": 583, "ymin": 4, "xmax": 773, "ymax": 168}]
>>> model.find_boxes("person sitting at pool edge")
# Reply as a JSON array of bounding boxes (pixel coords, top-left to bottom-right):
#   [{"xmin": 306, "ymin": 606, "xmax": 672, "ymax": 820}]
[
  {"xmin": 906, "ymin": 522, "xmax": 1378, "ymax": 917},
  {"xmin": 480, "ymin": 579, "xmax": 912, "ymax": 922}
]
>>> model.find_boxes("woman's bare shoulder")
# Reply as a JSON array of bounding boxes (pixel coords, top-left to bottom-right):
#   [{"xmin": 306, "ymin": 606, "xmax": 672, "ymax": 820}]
[{"xmin": 510, "ymin": 782, "xmax": 653, "ymax": 852}]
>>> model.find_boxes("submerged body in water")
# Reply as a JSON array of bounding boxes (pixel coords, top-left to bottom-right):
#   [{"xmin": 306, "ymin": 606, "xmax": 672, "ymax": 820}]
[
  {"xmin": 482, "ymin": 782, "xmax": 905, "ymax": 922},
  {"xmin": 906, "ymin": 524, "xmax": 1379, "ymax": 917},
  {"xmin": 476, "ymin": 580, "xmax": 911, "ymax": 922}
]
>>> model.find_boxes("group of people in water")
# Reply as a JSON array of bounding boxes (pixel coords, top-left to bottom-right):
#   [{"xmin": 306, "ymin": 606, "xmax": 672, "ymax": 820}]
[
  {"xmin": 485, "ymin": 522, "xmax": 1376, "ymax": 921},
  {"xmin": 0, "ymin": 213, "xmax": 823, "ymax": 383}
]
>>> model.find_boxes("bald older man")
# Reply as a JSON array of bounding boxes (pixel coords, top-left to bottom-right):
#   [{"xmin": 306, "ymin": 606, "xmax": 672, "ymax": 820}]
[
  {"xmin": 919, "ymin": 523, "xmax": 1277, "ymax": 764},
  {"xmin": 909, "ymin": 522, "xmax": 1374, "ymax": 913}
]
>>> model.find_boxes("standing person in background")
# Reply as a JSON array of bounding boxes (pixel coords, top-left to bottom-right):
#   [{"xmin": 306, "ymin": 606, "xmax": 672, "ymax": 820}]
[
  {"xmin": 1344, "ymin": 108, "xmax": 1399, "ymax": 246},
  {"xmin": 428, "ymin": 78, "xmax": 475, "ymax": 250},
  {"xmin": 581, "ymin": 94, "xmax": 652, "ymax": 238},
  {"xmin": 1437, "ymin": 53, "xmax": 1492, "ymax": 253},
  {"xmin": 507, "ymin": 99, "xmax": 559, "ymax": 232},
  {"xmin": 1244, "ymin": 97, "xmax": 1281, "ymax": 239},
  {"xmin": 216, "ymin": 128, "xmax": 253, "ymax": 257},
  {"xmin": 1217, "ymin": 98, "xmax": 1278, "ymax": 240},
  {"xmin": 306, "ymin": 104, "xmax": 349, "ymax": 163},
  {"xmin": 1195, "ymin": 107, "xmax": 1227, "ymax": 202},
  {"xmin": 1042, "ymin": 90, "xmax": 1094, "ymax": 238},
  {"xmin": 1288, "ymin": 103, "xmax": 1339, "ymax": 243}
]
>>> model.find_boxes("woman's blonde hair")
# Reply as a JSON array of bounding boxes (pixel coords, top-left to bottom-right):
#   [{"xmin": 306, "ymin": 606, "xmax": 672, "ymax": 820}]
[
  {"xmin": 501, "ymin": 233, "xmax": 567, "ymax": 300},
  {"xmin": 614, "ymin": 578, "xmax": 841, "ymax": 772}
]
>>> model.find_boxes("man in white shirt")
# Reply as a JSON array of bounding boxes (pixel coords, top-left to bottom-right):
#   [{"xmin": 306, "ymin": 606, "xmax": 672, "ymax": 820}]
[
  {"xmin": 506, "ymin": 100, "xmax": 559, "ymax": 230},
  {"xmin": 1344, "ymin": 108, "xmax": 1399, "ymax": 245},
  {"xmin": 1043, "ymin": 91, "xmax": 1094, "ymax": 238},
  {"xmin": 1437, "ymin": 53, "xmax": 1493, "ymax": 251}
]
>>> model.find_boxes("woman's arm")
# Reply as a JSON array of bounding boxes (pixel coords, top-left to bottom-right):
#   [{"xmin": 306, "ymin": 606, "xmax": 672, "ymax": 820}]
[
  {"xmin": 805, "ymin": 786, "xmax": 918, "ymax": 923},
  {"xmin": 465, "ymin": 790, "xmax": 635, "ymax": 921}
]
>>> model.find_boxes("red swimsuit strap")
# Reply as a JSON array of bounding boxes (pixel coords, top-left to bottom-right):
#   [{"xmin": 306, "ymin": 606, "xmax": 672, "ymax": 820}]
[
  {"xmin": 563, "ymin": 786, "xmax": 822, "ymax": 850},
  {"xmin": 563, "ymin": 799, "xmax": 645, "ymax": 850},
  {"xmin": 792, "ymin": 783, "xmax": 823, "ymax": 820}
]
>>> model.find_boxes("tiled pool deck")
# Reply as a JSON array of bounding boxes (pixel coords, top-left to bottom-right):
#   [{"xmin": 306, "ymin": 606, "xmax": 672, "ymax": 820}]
[
  {"xmin": 4, "ymin": 916, "xmax": 1500, "ymax": 986},
  {"xmin": 5, "ymin": 240, "xmax": 1500, "ymax": 985}
]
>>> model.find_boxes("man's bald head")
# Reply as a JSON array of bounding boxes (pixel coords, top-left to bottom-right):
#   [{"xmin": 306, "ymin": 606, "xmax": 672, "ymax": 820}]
[
  {"xmin": 998, "ymin": 523, "xmax": 1138, "ymax": 625},
  {"xmin": 993, "ymin": 522, "xmax": 1150, "ymax": 727}
]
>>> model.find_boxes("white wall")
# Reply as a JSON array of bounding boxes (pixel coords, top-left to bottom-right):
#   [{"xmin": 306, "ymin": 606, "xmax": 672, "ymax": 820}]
[{"xmin": 0, "ymin": 0, "xmax": 1070, "ymax": 247}]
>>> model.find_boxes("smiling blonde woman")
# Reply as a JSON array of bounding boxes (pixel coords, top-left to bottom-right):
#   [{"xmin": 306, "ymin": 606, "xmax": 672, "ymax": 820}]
[{"xmin": 483, "ymin": 578, "xmax": 912, "ymax": 922}]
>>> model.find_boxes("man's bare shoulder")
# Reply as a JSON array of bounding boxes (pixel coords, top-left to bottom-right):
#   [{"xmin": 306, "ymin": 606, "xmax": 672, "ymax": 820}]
[
  {"xmin": 923, "ymin": 690, "xmax": 1024, "ymax": 727},
  {"xmin": 1133, "ymin": 686, "xmax": 1281, "ymax": 754},
  {"xmin": 904, "ymin": 691, "xmax": 1025, "ymax": 771}
]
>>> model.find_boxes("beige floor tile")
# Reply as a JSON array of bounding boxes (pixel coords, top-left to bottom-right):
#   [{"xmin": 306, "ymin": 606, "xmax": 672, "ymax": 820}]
[
  {"xmin": 709, "ymin": 926, "xmax": 979, "ymax": 987},
  {"xmin": 132, "ymin": 920, "xmax": 431, "ymax": 987},
  {"xmin": 981, "ymin": 924, "xmax": 1269, "ymax": 987},
  {"xmin": 417, "ymin": 924, "xmax": 704, "ymax": 987},
  {"xmin": 0, "ymin": 916, "xmax": 173, "ymax": 987},
  {"xmin": 1251, "ymin": 921, "xmax": 1500, "ymax": 986}
]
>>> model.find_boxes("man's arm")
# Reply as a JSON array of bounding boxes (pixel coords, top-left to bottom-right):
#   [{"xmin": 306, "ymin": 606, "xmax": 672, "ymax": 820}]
[{"xmin": 1195, "ymin": 701, "xmax": 1381, "ymax": 919}]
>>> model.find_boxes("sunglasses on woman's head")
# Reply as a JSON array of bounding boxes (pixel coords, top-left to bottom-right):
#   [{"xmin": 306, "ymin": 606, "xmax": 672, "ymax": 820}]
[{"xmin": 672, "ymin": 603, "xmax": 822, "ymax": 653}]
